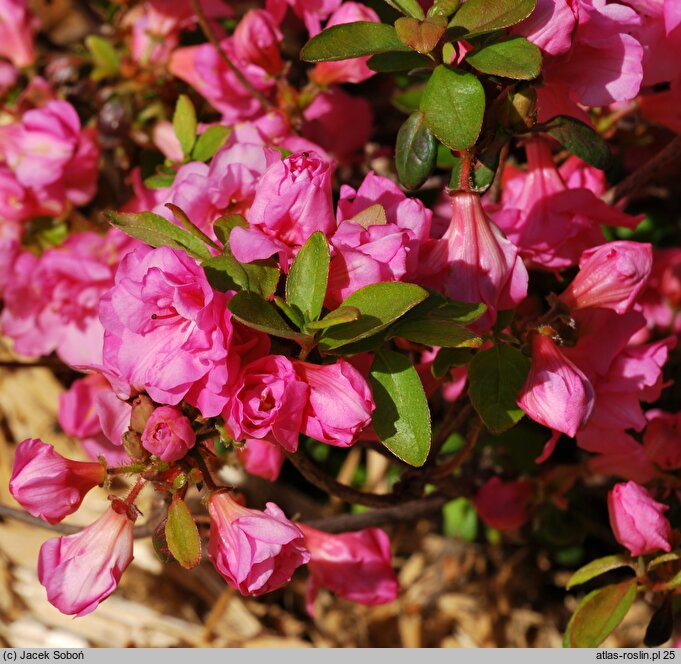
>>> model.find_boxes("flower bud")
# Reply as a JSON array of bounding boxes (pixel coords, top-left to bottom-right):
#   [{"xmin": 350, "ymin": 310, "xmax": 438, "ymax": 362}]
[
  {"xmin": 9, "ymin": 439, "xmax": 105, "ymax": 525},
  {"xmin": 608, "ymin": 481, "xmax": 672, "ymax": 556},
  {"xmin": 237, "ymin": 438, "xmax": 286, "ymax": 482},
  {"xmin": 559, "ymin": 241, "xmax": 653, "ymax": 314},
  {"xmin": 130, "ymin": 395, "xmax": 155, "ymax": 434},
  {"xmin": 494, "ymin": 88, "xmax": 538, "ymax": 131},
  {"xmin": 122, "ymin": 430, "xmax": 148, "ymax": 461},
  {"xmin": 141, "ymin": 406, "xmax": 196, "ymax": 462},
  {"xmin": 233, "ymin": 9, "xmax": 283, "ymax": 75}
]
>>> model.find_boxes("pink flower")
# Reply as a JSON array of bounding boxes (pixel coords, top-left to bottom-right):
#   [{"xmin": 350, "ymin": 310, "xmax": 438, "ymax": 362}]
[
  {"xmin": 474, "ymin": 478, "xmax": 534, "ymax": 531},
  {"xmin": 311, "ymin": 3, "xmax": 380, "ymax": 85},
  {"xmin": 293, "ymin": 360, "xmax": 374, "ymax": 447},
  {"xmin": 100, "ymin": 245, "xmax": 238, "ymax": 417},
  {"xmin": 518, "ymin": 332, "xmax": 595, "ymax": 438},
  {"xmin": 38, "ymin": 503, "xmax": 136, "ymax": 616},
  {"xmin": 559, "ymin": 241, "xmax": 653, "ymax": 314},
  {"xmin": 207, "ymin": 492, "xmax": 309, "ymax": 596},
  {"xmin": 513, "ymin": 0, "xmax": 578, "ymax": 56},
  {"xmin": 9, "ymin": 439, "xmax": 105, "ymax": 525},
  {"xmin": 298, "ymin": 524, "xmax": 399, "ymax": 615},
  {"xmin": 639, "ymin": 248, "xmax": 681, "ymax": 334},
  {"xmin": 152, "ymin": 121, "xmax": 184, "ymax": 162},
  {"xmin": 233, "ymin": 9, "xmax": 283, "ymax": 75},
  {"xmin": 1, "ymin": 230, "xmax": 138, "ymax": 367},
  {"xmin": 268, "ymin": 0, "xmax": 342, "ymax": 36},
  {"xmin": 141, "ymin": 406, "xmax": 196, "ymax": 462},
  {"xmin": 425, "ymin": 192, "xmax": 528, "ymax": 328},
  {"xmin": 230, "ymin": 151, "xmax": 336, "ymax": 263},
  {"xmin": 0, "ymin": 0, "xmax": 39, "ymax": 68},
  {"xmin": 585, "ymin": 430, "xmax": 656, "ymax": 484},
  {"xmin": 223, "ymin": 355, "xmax": 309, "ymax": 452},
  {"xmin": 608, "ymin": 481, "xmax": 672, "ymax": 556},
  {"xmin": 644, "ymin": 411, "xmax": 681, "ymax": 471},
  {"xmin": 237, "ymin": 438, "xmax": 286, "ymax": 482}
]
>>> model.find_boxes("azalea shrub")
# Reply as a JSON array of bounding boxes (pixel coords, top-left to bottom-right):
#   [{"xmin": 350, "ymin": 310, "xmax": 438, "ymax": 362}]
[{"xmin": 2, "ymin": 0, "xmax": 681, "ymax": 648}]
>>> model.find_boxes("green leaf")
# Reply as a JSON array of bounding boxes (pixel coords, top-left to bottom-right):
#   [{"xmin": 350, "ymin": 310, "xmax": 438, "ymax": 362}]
[
  {"xmin": 103, "ymin": 210, "xmax": 212, "ymax": 261},
  {"xmin": 395, "ymin": 16, "xmax": 446, "ymax": 54},
  {"xmin": 213, "ymin": 214, "xmax": 248, "ymax": 248},
  {"xmin": 393, "ymin": 86, "xmax": 425, "ymax": 114},
  {"xmin": 647, "ymin": 552, "xmax": 681, "ymax": 591},
  {"xmin": 566, "ymin": 555, "xmax": 635, "ymax": 590},
  {"xmin": 285, "ymin": 231, "xmax": 330, "ymax": 322},
  {"xmin": 203, "ymin": 255, "xmax": 280, "ymax": 299},
  {"xmin": 173, "ymin": 94, "xmax": 197, "ymax": 158},
  {"xmin": 384, "ymin": 0, "xmax": 425, "ymax": 19},
  {"xmin": 466, "ymin": 36, "xmax": 542, "ymax": 80},
  {"xmin": 428, "ymin": 299, "xmax": 488, "ymax": 325},
  {"xmin": 448, "ymin": 0, "xmax": 536, "ymax": 37},
  {"xmin": 85, "ymin": 35, "xmax": 120, "ymax": 80},
  {"xmin": 443, "ymin": 497, "xmax": 478, "ymax": 541},
  {"xmin": 305, "ymin": 306, "xmax": 361, "ymax": 331},
  {"xmin": 319, "ymin": 282, "xmax": 428, "ymax": 351},
  {"xmin": 421, "ymin": 66, "xmax": 485, "ymax": 150},
  {"xmin": 390, "ymin": 318, "xmax": 482, "ymax": 348},
  {"xmin": 228, "ymin": 291, "xmax": 313, "ymax": 344},
  {"xmin": 191, "ymin": 125, "xmax": 232, "ymax": 162},
  {"xmin": 143, "ymin": 173, "xmax": 175, "ymax": 189},
  {"xmin": 370, "ymin": 349, "xmax": 431, "ymax": 466},
  {"xmin": 165, "ymin": 497, "xmax": 201, "ymax": 570},
  {"xmin": 396, "ymin": 112, "xmax": 438, "ymax": 190},
  {"xmin": 368, "ymin": 51, "xmax": 433, "ymax": 73},
  {"xmin": 274, "ymin": 296, "xmax": 305, "ymax": 329},
  {"xmin": 564, "ymin": 582, "xmax": 638, "ymax": 648},
  {"xmin": 449, "ymin": 130, "xmax": 511, "ymax": 192},
  {"xmin": 428, "ymin": 0, "xmax": 460, "ymax": 19},
  {"xmin": 644, "ymin": 596, "xmax": 674, "ymax": 648},
  {"xmin": 165, "ymin": 203, "xmax": 220, "ymax": 251},
  {"xmin": 468, "ymin": 344, "xmax": 530, "ymax": 433},
  {"xmin": 542, "ymin": 115, "xmax": 612, "ymax": 170},
  {"xmin": 432, "ymin": 347, "xmax": 474, "ymax": 378},
  {"xmin": 300, "ymin": 22, "xmax": 411, "ymax": 62}
]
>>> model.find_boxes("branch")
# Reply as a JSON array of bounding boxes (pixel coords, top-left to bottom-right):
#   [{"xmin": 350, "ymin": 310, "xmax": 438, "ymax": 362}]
[
  {"xmin": 604, "ymin": 134, "xmax": 681, "ymax": 205},
  {"xmin": 428, "ymin": 414, "xmax": 483, "ymax": 480},
  {"xmin": 189, "ymin": 0, "xmax": 274, "ymax": 113}
]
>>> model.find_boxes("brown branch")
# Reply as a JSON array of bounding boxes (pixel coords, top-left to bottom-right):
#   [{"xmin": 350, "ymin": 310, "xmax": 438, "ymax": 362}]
[
  {"xmin": 604, "ymin": 134, "xmax": 681, "ymax": 205},
  {"xmin": 428, "ymin": 415, "xmax": 483, "ymax": 480},
  {"xmin": 189, "ymin": 0, "xmax": 274, "ymax": 112}
]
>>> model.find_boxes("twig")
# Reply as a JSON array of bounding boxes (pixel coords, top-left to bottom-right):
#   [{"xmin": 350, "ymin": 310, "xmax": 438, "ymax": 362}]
[
  {"xmin": 488, "ymin": 143, "xmax": 509, "ymax": 204},
  {"xmin": 426, "ymin": 402, "xmax": 472, "ymax": 466},
  {"xmin": 428, "ymin": 415, "xmax": 483, "ymax": 480},
  {"xmin": 604, "ymin": 134, "xmax": 681, "ymax": 205},
  {"xmin": 189, "ymin": 0, "xmax": 274, "ymax": 112}
]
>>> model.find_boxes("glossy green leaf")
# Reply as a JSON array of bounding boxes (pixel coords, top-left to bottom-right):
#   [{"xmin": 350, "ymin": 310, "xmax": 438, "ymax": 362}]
[
  {"xmin": 228, "ymin": 291, "xmax": 313, "ymax": 344},
  {"xmin": 305, "ymin": 306, "xmax": 361, "ymax": 331},
  {"xmin": 564, "ymin": 582, "xmax": 638, "ymax": 648},
  {"xmin": 448, "ymin": 0, "xmax": 536, "ymax": 37},
  {"xmin": 542, "ymin": 115, "xmax": 612, "ymax": 170},
  {"xmin": 370, "ymin": 349, "xmax": 431, "ymax": 466},
  {"xmin": 104, "ymin": 210, "xmax": 211, "ymax": 261},
  {"xmin": 300, "ymin": 22, "xmax": 410, "ymax": 62},
  {"xmin": 468, "ymin": 344, "xmax": 530, "ymax": 433},
  {"xmin": 192, "ymin": 125, "xmax": 232, "ymax": 162},
  {"xmin": 396, "ymin": 112, "xmax": 438, "ymax": 190},
  {"xmin": 165, "ymin": 203, "xmax": 220, "ymax": 251},
  {"xmin": 368, "ymin": 51, "xmax": 433, "ymax": 72},
  {"xmin": 319, "ymin": 282, "xmax": 428, "ymax": 350},
  {"xmin": 173, "ymin": 94, "xmax": 197, "ymax": 158},
  {"xmin": 421, "ymin": 66, "xmax": 485, "ymax": 150},
  {"xmin": 203, "ymin": 255, "xmax": 280, "ymax": 299},
  {"xmin": 384, "ymin": 0, "xmax": 425, "ymax": 19},
  {"xmin": 432, "ymin": 348, "xmax": 474, "ymax": 378},
  {"xmin": 428, "ymin": 0, "xmax": 460, "ymax": 18},
  {"xmin": 428, "ymin": 300, "xmax": 488, "ymax": 324},
  {"xmin": 285, "ymin": 231, "xmax": 330, "ymax": 322},
  {"xmin": 213, "ymin": 214, "xmax": 248, "ymax": 248},
  {"xmin": 390, "ymin": 318, "xmax": 482, "ymax": 348},
  {"xmin": 165, "ymin": 497, "xmax": 201, "ymax": 570},
  {"xmin": 85, "ymin": 35, "xmax": 121, "ymax": 80},
  {"xmin": 144, "ymin": 173, "xmax": 175, "ymax": 189},
  {"xmin": 393, "ymin": 86, "xmax": 425, "ymax": 113},
  {"xmin": 566, "ymin": 554, "xmax": 634, "ymax": 590},
  {"xmin": 466, "ymin": 36, "xmax": 542, "ymax": 80},
  {"xmin": 274, "ymin": 296, "xmax": 305, "ymax": 330},
  {"xmin": 395, "ymin": 16, "xmax": 446, "ymax": 54}
]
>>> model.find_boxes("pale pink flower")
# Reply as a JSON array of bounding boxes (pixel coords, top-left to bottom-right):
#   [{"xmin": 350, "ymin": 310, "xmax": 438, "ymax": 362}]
[
  {"xmin": 233, "ymin": 9, "xmax": 283, "ymax": 75},
  {"xmin": 513, "ymin": 0, "xmax": 578, "ymax": 56},
  {"xmin": 0, "ymin": 0, "xmax": 39, "ymax": 68},
  {"xmin": 141, "ymin": 406, "xmax": 196, "ymax": 462},
  {"xmin": 474, "ymin": 478, "xmax": 534, "ymax": 531}
]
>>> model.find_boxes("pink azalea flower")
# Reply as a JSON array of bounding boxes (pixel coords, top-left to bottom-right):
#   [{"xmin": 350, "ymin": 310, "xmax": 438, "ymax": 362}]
[
  {"xmin": 294, "ymin": 359, "xmax": 375, "ymax": 447},
  {"xmin": 644, "ymin": 411, "xmax": 681, "ymax": 471},
  {"xmin": 38, "ymin": 503, "xmax": 136, "ymax": 616},
  {"xmin": 585, "ymin": 430, "xmax": 656, "ymax": 484},
  {"xmin": 233, "ymin": 9, "xmax": 283, "ymax": 75},
  {"xmin": 9, "ymin": 438, "xmax": 105, "ymax": 525},
  {"xmin": 223, "ymin": 355, "xmax": 309, "ymax": 452},
  {"xmin": 237, "ymin": 438, "xmax": 286, "ymax": 482},
  {"xmin": 512, "ymin": 0, "xmax": 578, "ymax": 56},
  {"xmin": 639, "ymin": 248, "xmax": 681, "ymax": 334},
  {"xmin": 474, "ymin": 477, "xmax": 535, "ymax": 531},
  {"xmin": 298, "ymin": 524, "xmax": 399, "ymax": 615},
  {"xmin": 0, "ymin": 0, "xmax": 39, "ymax": 68},
  {"xmin": 207, "ymin": 492, "xmax": 309, "ymax": 596},
  {"xmin": 608, "ymin": 481, "xmax": 672, "ymax": 556},
  {"xmin": 141, "ymin": 406, "xmax": 196, "ymax": 462},
  {"xmin": 267, "ymin": 0, "xmax": 342, "ymax": 36}
]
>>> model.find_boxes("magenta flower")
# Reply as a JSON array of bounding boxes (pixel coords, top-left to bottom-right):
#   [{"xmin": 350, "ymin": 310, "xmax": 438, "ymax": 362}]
[
  {"xmin": 237, "ymin": 438, "xmax": 286, "ymax": 482},
  {"xmin": 38, "ymin": 503, "xmax": 135, "ymax": 616},
  {"xmin": 223, "ymin": 355, "xmax": 309, "ymax": 452},
  {"xmin": 0, "ymin": 0, "xmax": 39, "ymax": 68},
  {"xmin": 9, "ymin": 439, "xmax": 105, "ymax": 525},
  {"xmin": 644, "ymin": 411, "xmax": 681, "ymax": 471},
  {"xmin": 141, "ymin": 406, "xmax": 196, "ymax": 462},
  {"xmin": 207, "ymin": 492, "xmax": 309, "ymax": 596},
  {"xmin": 298, "ymin": 524, "xmax": 399, "ymax": 616},
  {"xmin": 608, "ymin": 481, "xmax": 672, "ymax": 556},
  {"xmin": 294, "ymin": 359, "xmax": 375, "ymax": 447},
  {"xmin": 518, "ymin": 333, "xmax": 595, "ymax": 438},
  {"xmin": 474, "ymin": 478, "xmax": 534, "ymax": 531},
  {"xmin": 512, "ymin": 0, "xmax": 577, "ymax": 56},
  {"xmin": 559, "ymin": 241, "xmax": 653, "ymax": 314},
  {"xmin": 233, "ymin": 9, "xmax": 283, "ymax": 75}
]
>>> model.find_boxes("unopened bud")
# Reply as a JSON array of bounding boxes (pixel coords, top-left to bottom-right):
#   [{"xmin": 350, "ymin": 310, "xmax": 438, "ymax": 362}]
[
  {"xmin": 172, "ymin": 473, "xmax": 188, "ymax": 491},
  {"xmin": 130, "ymin": 395, "xmax": 155, "ymax": 433},
  {"xmin": 495, "ymin": 88, "xmax": 537, "ymax": 132},
  {"xmin": 123, "ymin": 430, "xmax": 148, "ymax": 460}
]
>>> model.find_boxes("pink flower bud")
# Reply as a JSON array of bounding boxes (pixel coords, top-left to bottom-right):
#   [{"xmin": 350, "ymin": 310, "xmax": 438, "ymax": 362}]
[
  {"xmin": 517, "ymin": 333, "xmax": 595, "ymax": 438},
  {"xmin": 37, "ymin": 504, "xmax": 135, "ymax": 616},
  {"xmin": 9, "ymin": 439, "xmax": 105, "ymax": 525},
  {"xmin": 237, "ymin": 438, "xmax": 286, "ymax": 482},
  {"xmin": 294, "ymin": 359, "xmax": 375, "ymax": 447},
  {"xmin": 207, "ymin": 492, "xmax": 309, "ymax": 596},
  {"xmin": 473, "ymin": 477, "xmax": 534, "ymax": 531},
  {"xmin": 559, "ymin": 241, "xmax": 653, "ymax": 314},
  {"xmin": 608, "ymin": 481, "xmax": 672, "ymax": 556},
  {"xmin": 141, "ymin": 406, "xmax": 196, "ymax": 462},
  {"xmin": 233, "ymin": 9, "xmax": 283, "ymax": 75},
  {"xmin": 644, "ymin": 412, "xmax": 681, "ymax": 471},
  {"xmin": 298, "ymin": 524, "xmax": 399, "ymax": 615}
]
